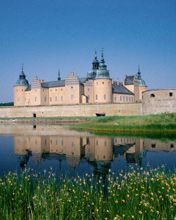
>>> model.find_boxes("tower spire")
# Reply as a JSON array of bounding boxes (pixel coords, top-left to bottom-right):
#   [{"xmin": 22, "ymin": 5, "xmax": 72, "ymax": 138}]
[
  {"xmin": 100, "ymin": 48, "xmax": 105, "ymax": 63},
  {"xmin": 21, "ymin": 64, "xmax": 25, "ymax": 75},
  {"xmin": 94, "ymin": 50, "xmax": 97, "ymax": 58},
  {"xmin": 58, "ymin": 69, "xmax": 61, "ymax": 80},
  {"xmin": 101, "ymin": 48, "xmax": 104, "ymax": 58},
  {"xmin": 138, "ymin": 65, "xmax": 141, "ymax": 74}
]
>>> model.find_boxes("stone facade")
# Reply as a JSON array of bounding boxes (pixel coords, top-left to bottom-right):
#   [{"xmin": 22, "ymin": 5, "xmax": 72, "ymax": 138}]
[
  {"xmin": 142, "ymin": 89, "xmax": 176, "ymax": 115},
  {"xmin": 13, "ymin": 52, "xmax": 146, "ymax": 107},
  {"xmin": 0, "ymin": 103, "xmax": 142, "ymax": 118}
]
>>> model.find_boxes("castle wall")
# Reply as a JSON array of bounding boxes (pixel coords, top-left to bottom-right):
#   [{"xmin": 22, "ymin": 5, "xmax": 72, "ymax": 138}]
[
  {"xmin": 124, "ymin": 84, "xmax": 134, "ymax": 93},
  {"xmin": 14, "ymin": 85, "xmax": 27, "ymax": 106},
  {"xmin": 142, "ymin": 89, "xmax": 176, "ymax": 115},
  {"xmin": 84, "ymin": 80, "xmax": 94, "ymax": 103},
  {"xmin": 65, "ymin": 84, "xmax": 81, "ymax": 104},
  {"xmin": 93, "ymin": 79, "xmax": 112, "ymax": 103},
  {"xmin": 113, "ymin": 93, "xmax": 134, "ymax": 103},
  {"xmin": 134, "ymin": 85, "xmax": 147, "ymax": 102},
  {"xmin": 25, "ymin": 88, "xmax": 42, "ymax": 106},
  {"xmin": 0, "ymin": 103, "xmax": 142, "ymax": 117},
  {"xmin": 49, "ymin": 87, "xmax": 65, "ymax": 105}
]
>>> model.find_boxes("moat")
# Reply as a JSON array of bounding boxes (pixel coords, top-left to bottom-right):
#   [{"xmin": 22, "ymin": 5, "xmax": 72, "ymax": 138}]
[{"xmin": 0, "ymin": 124, "xmax": 175, "ymax": 177}]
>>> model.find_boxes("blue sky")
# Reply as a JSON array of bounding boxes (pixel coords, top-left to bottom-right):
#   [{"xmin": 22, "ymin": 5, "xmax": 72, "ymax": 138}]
[{"xmin": 0, "ymin": 0, "xmax": 176, "ymax": 102}]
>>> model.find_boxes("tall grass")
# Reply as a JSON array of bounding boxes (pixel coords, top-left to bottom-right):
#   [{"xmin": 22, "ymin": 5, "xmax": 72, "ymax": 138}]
[{"xmin": 0, "ymin": 168, "xmax": 175, "ymax": 220}]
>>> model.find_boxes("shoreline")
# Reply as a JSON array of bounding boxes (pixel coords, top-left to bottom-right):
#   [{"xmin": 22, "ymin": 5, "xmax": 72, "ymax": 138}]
[{"xmin": 0, "ymin": 113, "xmax": 176, "ymax": 138}]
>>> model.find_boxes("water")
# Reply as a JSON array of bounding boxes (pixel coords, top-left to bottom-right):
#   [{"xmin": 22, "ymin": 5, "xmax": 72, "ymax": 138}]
[{"xmin": 0, "ymin": 124, "xmax": 175, "ymax": 177}]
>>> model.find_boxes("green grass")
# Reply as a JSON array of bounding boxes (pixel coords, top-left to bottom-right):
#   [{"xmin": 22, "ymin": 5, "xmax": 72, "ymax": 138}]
[
  {"xmin": 70, "ymin": 113, "xmax": 176, "ymax": 138},
  {"xmin": 0, "ymin": 168, "xmax": 175, "ymax": 220}
]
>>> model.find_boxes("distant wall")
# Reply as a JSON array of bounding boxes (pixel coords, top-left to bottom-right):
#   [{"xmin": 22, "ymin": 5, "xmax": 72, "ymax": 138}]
[
  {"xmin": 142, "ymin": 89, "xmax": 176, "ymax": 115},
  {"xmin": 0, "ymin": 103, "xmax": 142, "ymax": 118}
]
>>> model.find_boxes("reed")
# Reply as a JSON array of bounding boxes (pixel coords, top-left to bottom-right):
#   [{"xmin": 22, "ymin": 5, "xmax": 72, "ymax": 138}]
[{"xmin": 0, "ymin": 167, "xmax": 175, "ymax": 220}]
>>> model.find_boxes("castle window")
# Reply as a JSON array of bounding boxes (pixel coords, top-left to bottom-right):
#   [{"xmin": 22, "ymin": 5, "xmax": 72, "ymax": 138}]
[
  {"xmin": 71, "ymin": 95, "xmax": 74, "ymax": 100},
  {"xmin": 96, "ymin": 82, "xmax": 98, "ymax": 85},
  {"xmin": 35, "ymin": 97, "xmax": 37, "ymax": 102},
  {"xmin": 50, "ymin": 97, "xmax": 52, "ymax": 102},
  {"xmin": 61, "ymin": 88, "xmax": 63, "ymax": 91},
  {"xmin": 61, "ymin": 96, "xmax": 63, "ymax": 101},
  {"xmin": 55, "ymin": 96, "xmax": 57, "ymax": 101},
  {"xmin": 44, "ymin": 97, "xmax": 47, "ymax": 102},
  {"xmin": 55, "ymin": 89, "xmax": 57, "ymax": 91},
  {"xmin": 170, "ymin": 144, "xmax": 174, "ymax": 148},
  {"xmin": 87, "ymin": 88, "xmax": 89, "ymax": 91},
  {"xmin": 71, "ymin": 86, "xmax": 73, "ymax": 89},
  {"xmin": 151, "ymin": 144, "xmax": 156, "ymax": 148},
  {"xmin": 126, "ymin": 96, "xmax": 128, "ymax": 102},
  {"xmin": 169, "ymin": 92, "xmax": 173, "ymax": 97},
  {"xmin": 96, "ymin": 95, "xmax": 98, "ymax": 100},
  {"xmin": 120, "ymin": 96, "xmax": 122, "ymax": 102},
  {"xmin": 150, "ymin": 94, "xmax": 155, "ymax": 98},
  {"xmin": 102, "ymin": 82, "xmax": 104, "ymax": 84},
  {"xmin": 104, "ymin": 94, "xmax": 106, "ymax": 100}
]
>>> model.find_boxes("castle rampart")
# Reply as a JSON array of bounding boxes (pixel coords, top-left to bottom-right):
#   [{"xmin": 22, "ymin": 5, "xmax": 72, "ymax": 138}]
[
  {"xmin": 142, "ymin": 89, "xmax": 176, "ymax": 115},
  {"xmin": 0, "ymin": 103, "xmax": 142, "ymax": 118}
]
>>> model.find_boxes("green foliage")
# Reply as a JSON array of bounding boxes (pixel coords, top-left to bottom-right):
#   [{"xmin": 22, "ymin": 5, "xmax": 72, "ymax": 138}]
[
  {"xmin": 0, "ymin": 102, "xmax": 14, "ymax": 106},
  {"xmin": 0, "ymin": 168, "xmax": 175, "ymax": 219}
]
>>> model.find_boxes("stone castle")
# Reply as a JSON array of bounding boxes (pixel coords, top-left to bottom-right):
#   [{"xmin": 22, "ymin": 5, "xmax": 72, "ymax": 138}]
[
  {"xmin": 14, "ymin": 51, "xmax": 147, "ymax": 107},
  {"xmin": 0, "ymin": 51, "xmax": 174, "ymax": 117}
]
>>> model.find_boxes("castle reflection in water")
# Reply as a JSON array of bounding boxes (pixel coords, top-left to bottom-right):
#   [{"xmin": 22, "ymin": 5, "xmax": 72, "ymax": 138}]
[{"xmin": 14, "ymin": 132, "xmax": 176, "ymax": 172}]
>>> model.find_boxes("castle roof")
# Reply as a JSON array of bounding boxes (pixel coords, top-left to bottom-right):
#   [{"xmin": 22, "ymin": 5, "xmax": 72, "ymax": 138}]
[
  {"xmin": 124, "ymin": 75, "xmax": 134, "ymax": 85},
  {"xmin": 112, "ymin": 82, "xmax": 134, "ymax": 95},
  {"xmin": 42, "ymin": 80, "xmax": 65, "ymax": 88},
  {"xmin": 26, "ymin": 77, "xmax": 88, "ymax": 89},
  {"xmin": 16, "ymin": 66, "xmax": 29, "ymax": 87},
  {"xmin": 95, "ymin": 51, "xmax": 110, "ymax": 79},
  {"xmin": 124, "ymin": 69, "xmax": 147, "ymax": 87}
]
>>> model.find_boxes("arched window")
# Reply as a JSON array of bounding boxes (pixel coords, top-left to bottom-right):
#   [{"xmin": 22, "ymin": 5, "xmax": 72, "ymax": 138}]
[{"xmin": 150, "ymin": 94, "xmax": 155, "ymax": 98}]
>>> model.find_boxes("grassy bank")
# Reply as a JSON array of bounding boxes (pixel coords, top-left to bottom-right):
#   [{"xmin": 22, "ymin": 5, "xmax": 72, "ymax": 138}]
[
  {"xmin": 1, "ymin": 113, "xmax": 176, "ymax": 138},
  {"xmin": 0, "ymin": 168, "xmax": 175, "ymax": 220},
  {"xmin": 70, "ymin": 113, "xmax": 176, "ymax": 138}
]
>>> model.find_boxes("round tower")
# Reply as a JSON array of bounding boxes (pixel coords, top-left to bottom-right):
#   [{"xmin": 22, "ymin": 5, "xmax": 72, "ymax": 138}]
[
  {"xmin": 93, "ymin": 50, "xmax": 112, "ymax": 103},
  {"xmin": 14, "ymin": 66, "xmax": 29, "ymax": 106}
]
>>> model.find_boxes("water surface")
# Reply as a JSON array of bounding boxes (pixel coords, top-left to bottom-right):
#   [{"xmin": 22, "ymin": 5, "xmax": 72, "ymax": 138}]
[{"xmin": 0, "ymin": 124, "xmax": 175, "ymax": 177}]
